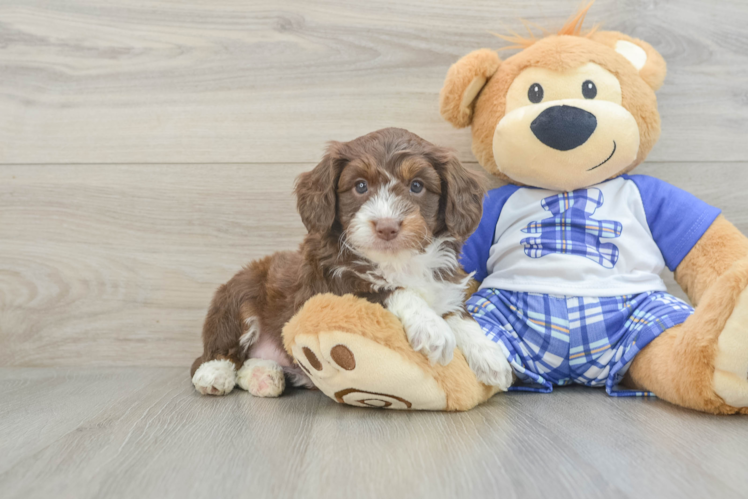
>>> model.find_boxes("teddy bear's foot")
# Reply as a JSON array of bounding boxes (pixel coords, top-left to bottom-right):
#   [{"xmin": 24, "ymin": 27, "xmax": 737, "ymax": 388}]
[
  {"xmin": 236, "ymin": 358, "xmax": 285, "ymax": 398},
  {"xmin": 628, "ymin": 259, "xmax": 748, "ymax": 414},
  {"xmin": 712, "ymin": 287, "xmax": 748, "ymax": 408},
  {"xmin": 292, "ymin": 329, "xmax": 448, "ymax": 410},
  {"xmin": 283, "ymin": 294, "xmax": 500, "ymax": 411},
  {"xmin": 192, "ymin": 359, "xmax": 237, "ymax": 396}
]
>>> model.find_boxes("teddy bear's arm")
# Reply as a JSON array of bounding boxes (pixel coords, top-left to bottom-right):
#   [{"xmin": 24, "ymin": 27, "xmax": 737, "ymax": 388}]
[{"xmin": 674, "ymin": 215, "xmax": 748, "ymax": 305}]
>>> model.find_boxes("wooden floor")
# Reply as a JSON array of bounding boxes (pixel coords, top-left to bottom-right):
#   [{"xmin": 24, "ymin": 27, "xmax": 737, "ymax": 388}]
[
  {"xmin": 2, "ymin": 0, "xmax": 748, "ymax": 498},
  {"xmin": 1, "ymin": 368, "xmax": 748, "ymax": 498}
]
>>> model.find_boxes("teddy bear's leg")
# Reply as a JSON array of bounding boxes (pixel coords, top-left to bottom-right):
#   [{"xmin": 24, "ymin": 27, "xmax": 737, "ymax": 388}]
[{"xmin": 626, "ymin": 262, "xmax": 748, "ymax": 414}]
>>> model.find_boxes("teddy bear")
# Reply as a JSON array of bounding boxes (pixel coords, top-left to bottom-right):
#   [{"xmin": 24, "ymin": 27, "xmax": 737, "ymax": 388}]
[
  {"xmin": 436, "ymin": 5, "xmax": 748, "ymax": 415},
  {"xmin": 282, "ymin": 4, "xmax": 748, "ymax": 414}
]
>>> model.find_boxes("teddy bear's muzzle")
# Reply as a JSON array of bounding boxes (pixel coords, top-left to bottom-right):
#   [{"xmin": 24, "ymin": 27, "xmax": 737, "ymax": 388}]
[{"xmin": 492, "ymin": 99, "xmax": 640, "ymax": 191}]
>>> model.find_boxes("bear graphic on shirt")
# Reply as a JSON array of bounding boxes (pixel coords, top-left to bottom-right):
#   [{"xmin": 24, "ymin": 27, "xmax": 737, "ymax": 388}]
[{"xmin": 520, "ymin": 188, "xmax": 623, "ymax": 269}]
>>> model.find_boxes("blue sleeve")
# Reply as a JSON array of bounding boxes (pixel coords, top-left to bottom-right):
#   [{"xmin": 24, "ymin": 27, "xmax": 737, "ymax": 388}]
[
  {"xmin": 460, "ymin": 184, "xmax": 520, "ymax": 281},
  {"xmin": 624, "ymin": 174, "xmax": 721, "ymax": 271}
]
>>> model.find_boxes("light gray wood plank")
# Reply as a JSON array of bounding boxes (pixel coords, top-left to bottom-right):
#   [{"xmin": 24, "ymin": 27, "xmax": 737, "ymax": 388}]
[
  {"xmin": 0, "ymin": 0, "xmax": 747, "ymax": 164},
  {"xmin": 0, "ymin": 164, "xmax": 310, "ymax": 368},
  {"xmin": 1, "ymin": 162, "xmax": 745, "ymax": 367},
  {"xmin": 0, "ymin": 368, "xmax": 746, "ymax": 498},
  {"xmin": 0, "ymin": 368, "xmax": 180, "ymax": 478}
]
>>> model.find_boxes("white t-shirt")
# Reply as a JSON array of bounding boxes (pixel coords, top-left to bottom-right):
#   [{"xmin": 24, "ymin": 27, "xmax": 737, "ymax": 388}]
[{"xmin": 460, "ymin": 175, "xmax": 721, "ymax": 297}]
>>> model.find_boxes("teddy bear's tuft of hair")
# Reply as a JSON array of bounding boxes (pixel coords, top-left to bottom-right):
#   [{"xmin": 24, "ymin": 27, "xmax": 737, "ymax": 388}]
[{"xmin": 494, "ymin": 1, "xmax": 600, "ymax": 50}]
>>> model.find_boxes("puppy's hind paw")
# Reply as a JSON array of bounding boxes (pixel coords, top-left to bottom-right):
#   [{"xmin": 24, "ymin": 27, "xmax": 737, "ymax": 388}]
[
  {"xmin": 237, "ymin": 358, "xmax": 285, "ymax": 397},
  {"xmin": 192, "ymin": 359, "xmax": 237, "ymax": 396}
]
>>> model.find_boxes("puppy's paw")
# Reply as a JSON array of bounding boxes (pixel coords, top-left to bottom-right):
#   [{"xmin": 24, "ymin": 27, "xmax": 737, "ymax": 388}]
[
  {"xmin": 446, "ymin": 315, "xmax": 514, "ymax": 391},
  {"xmin": 237, "ymin": 358, "xmax": 285, "ymax": 397},
  {"xmin": 403, "ymin": 313, "xmax": 456, "ymax": 366},
  {"xmin": 466, "ymin": 342, "xmax": 513, "ymax": 391},
  {"xmin": 192, "ymin": 359, "xmax": 237, "ymax": 396}
]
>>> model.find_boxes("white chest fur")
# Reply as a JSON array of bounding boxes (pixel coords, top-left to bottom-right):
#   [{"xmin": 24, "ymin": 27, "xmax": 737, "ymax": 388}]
[{"xmin": 371, "ymin": 238, "xmax": 469, "ymax": 316}]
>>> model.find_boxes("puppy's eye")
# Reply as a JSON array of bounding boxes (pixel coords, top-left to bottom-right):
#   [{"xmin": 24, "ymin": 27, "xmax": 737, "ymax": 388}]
[
  {"xmin": 582, "ymin": 80, "xmax": 597, "ymax": 99},
  {"xmin": 410, "ymin": 180, "xmax": 424, "ymax": 194},
  {"xmin": 354, "ymin": 180, "xmax": 368, "ymax": 194},
  {"xmin": 528, "ymin": 83, "xmax": 544, "ymax": 103}
]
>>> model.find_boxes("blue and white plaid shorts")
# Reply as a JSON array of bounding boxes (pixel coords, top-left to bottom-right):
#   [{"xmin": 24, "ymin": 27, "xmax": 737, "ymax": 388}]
[{"xmin": 466, "ymin": 288, "xmax": 694, "ymax": 396}]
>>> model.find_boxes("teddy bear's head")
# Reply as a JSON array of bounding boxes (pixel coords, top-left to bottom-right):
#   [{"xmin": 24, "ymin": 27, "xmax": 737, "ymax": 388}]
[{"xmin": 440, "ymin": 5, "xmax": 666, "ymax": 191}]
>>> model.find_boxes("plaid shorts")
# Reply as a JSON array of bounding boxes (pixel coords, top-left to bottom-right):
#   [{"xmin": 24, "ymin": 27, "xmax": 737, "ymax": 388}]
[{"xmin": 466, "ymin": 288, "xmax": 694, "ymax": 396}]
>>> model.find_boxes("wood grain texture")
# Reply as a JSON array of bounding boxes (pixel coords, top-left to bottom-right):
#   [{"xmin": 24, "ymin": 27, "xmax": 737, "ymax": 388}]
[
  {"xmin": 1, "ymin": 162, "xmax": 746, "ymax": 367},
  {"xmin": 0, "ymin": 0, "xmax": 747, "ymax": 164},
  {"xmin": 1, "ymin": 368, "xmax": 747, "ymax": 498},
  {"xmin": 0, "ymin": 164, "xmax": 309, "ymax": 367},
  {"xmin": 2, "ymin": 2, "xmax": 747, "ymax": 498}
]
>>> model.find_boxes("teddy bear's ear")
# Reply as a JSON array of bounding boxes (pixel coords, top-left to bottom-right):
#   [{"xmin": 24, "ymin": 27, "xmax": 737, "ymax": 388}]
[
  {"xmin": 591, "ymin": 31, "xmax": 667, "ymax": 91},
  {"xmin": 440, "ymin": 49, "xmax": 501, "ymax": 128}
]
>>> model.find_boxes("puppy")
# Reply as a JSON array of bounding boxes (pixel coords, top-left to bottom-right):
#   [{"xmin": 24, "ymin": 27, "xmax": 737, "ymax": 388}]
[{"xmin": 191, "ymin": 128, "xmax": 512, "ymax": 397}]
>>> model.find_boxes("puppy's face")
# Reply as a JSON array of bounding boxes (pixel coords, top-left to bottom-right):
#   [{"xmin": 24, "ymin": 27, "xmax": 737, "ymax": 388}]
[
  {"xmin": 295, "ymin": 128, "xmax": 485, "ymax": 264},
  {"xmin": 337, "ymin": 153, "xmax": 442, "ymax": 261}
]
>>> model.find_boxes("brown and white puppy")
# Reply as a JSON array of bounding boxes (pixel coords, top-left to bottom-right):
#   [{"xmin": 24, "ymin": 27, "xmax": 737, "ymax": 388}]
[{"xmin": 190, "ymin": 128, "xmax": 512, "ymax": 397}]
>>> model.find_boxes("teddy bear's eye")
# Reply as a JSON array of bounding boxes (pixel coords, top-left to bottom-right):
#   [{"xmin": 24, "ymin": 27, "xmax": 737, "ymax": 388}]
[
  {"xmin": 528, "ymin": 83, "xmax": 544, "ymax": 103},
  {"xmin": 582, "ymin": 80, "xmax": 597, "ymax": 99}
]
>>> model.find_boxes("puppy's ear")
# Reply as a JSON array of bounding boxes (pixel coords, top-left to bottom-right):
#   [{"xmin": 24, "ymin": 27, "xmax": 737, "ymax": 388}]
[
  {"xmin": 435, "ymin": 150, "xmax": 486, "ymax": 241},
  {"xmin": 591, "ymin": 31, "xmax": 667, "ymax": 91},
  {"xmin": 440, "ymin": 49, "xmax": 501, "ymax": 128},
  {"xmin": 295, "ymin": 143, "xmax": 344, "ymax": 233}
]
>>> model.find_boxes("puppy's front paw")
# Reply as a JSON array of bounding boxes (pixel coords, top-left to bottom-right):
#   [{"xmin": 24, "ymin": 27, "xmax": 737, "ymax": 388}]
[
  {"xmin": 192, "ymin": 359, "xmax": 237, "ymax": 396},
  {"xmin": 236, "ymin": 358, "xmax": 285, "ymax": 397},
  {"xmin": 466, "ymin": 342, "xmax": 513, "ymax": 391},
  {"xmin": 385, "ymin": 289, "xmax": 456, "ymax": 366},
  {"xmin": 403, "ymin": 313, "xmax": 456, "ymax": 366}
]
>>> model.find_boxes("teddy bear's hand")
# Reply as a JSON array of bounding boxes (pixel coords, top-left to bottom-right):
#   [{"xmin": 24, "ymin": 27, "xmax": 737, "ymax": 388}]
[
  {"xmin": 386, "ymin": 289, "xmax": 456, "ymax": 366},
  {"xmin": 446, "ymin": 315, "xmax": 513, "ymax": 391}
]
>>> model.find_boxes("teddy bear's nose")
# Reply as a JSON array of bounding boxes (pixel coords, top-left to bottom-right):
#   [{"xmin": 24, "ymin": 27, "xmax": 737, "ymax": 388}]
[{"xmin": 530, "ymin": 105, "xmax": 597, "ymax": 151}]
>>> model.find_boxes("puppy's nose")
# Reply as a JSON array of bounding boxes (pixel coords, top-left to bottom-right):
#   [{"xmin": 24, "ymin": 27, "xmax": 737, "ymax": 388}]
[
  {"xmin": 530, "ymin": 105, "xmax": 597, "ymax": 151},
  {"xmin": 375, "ymin": 219, "xmax": 400, "ymax": 241}
]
